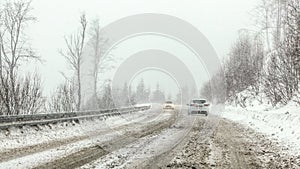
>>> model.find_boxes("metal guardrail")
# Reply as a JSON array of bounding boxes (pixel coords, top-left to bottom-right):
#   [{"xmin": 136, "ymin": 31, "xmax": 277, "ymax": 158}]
[{"xmin": 0, "ymin": 105, "xmax": 151, "ymax": 130}]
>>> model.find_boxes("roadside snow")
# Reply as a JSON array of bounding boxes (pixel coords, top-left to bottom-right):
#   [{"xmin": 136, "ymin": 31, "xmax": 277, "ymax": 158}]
[
  {"xmin": 0, "ymin": 105, "xmax": 156, "ymax": 150},
  {"xmin": 0, "ymin": 104, "xmax": 163, "ymax": 168},
  {"xmin": 220, "ymin": 102, "xmax": 300, "ymax": 155}
]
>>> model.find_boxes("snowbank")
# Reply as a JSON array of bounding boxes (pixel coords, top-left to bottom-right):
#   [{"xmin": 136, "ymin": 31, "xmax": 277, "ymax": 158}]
[{"xmin": 221, "ymin": 102, "xmax": 300, "ymax": 155}]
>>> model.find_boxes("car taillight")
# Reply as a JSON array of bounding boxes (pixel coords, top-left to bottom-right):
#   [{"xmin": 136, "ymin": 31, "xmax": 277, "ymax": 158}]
[
  {"xmin": 204, "ymin": 103, "xmax": 210, "ymax": 106},
  {"xmin": 191, "ymin": 103, "xmax": 196, "ymax": 106}
]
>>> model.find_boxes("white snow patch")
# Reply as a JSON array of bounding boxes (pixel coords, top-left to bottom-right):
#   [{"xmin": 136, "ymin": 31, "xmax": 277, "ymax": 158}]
[{"xmin": 220, "ymin": 102, "xmax": 300, "ymax": 156}]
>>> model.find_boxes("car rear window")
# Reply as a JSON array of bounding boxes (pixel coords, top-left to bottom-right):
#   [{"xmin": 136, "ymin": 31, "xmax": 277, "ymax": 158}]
[
  {"xmin": 165, "ymin": 101, "xmax": 172, "ymax": 104},
  {"xmin": 192, "ymin": 100, "xmax": 206, "ymax": 104}
]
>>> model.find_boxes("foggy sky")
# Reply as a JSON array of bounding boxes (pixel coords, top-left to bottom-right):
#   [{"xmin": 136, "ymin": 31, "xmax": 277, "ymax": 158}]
[{"xmin": 24, "ymin": 0, "xmax": 259, "ymax": 96}]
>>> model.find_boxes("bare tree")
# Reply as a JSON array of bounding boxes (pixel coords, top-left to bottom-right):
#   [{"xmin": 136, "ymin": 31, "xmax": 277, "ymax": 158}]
[
  {"xmin": 60, "ymin": 13, "xmax": 87, "ymax": 111},
  {"xmin": 18, "ymin": 74, "xmax": 45, "ymax": 115},
  {"xmin": 87, "ymin": 19, "xmax": 109, "ymax": 108},
  {"xmin": 223, "ymin": 33, "xmax": 264, "ymax": 101},
  {"xmin": 200, "ymin": 81, "xmax": 212, "ymax": 102},
  {"xmin": 0, "ymin": 0, "xmax": 43, "ymax": 115},
  {"xmin": 285, "ymin": 0, "xmax": 300, "ymax": 84},
  {"xmin": 200, "ymin": 0, "xmax": 299, "ymax": 107},
  {"xmin": 253, "ymin": 0, "xmax": 275, "ymax": 52},
  {"xmin": 262, "ymin": 0, "xmax": 300, "ymax": 106},
  {"xmin": 48, "ymin": 80, "xmax": 76, "ymax": 113},
  {"xmin": 201, "ymin": 33, "xmax": 264, "ymax": 106},
  {"xmin": 254, "ymin": 0, "xmax": 287, "ymax": 52}
]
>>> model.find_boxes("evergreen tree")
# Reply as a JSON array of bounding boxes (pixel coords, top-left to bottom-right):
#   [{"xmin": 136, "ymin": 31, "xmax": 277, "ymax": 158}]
[
  {"xmin": 136, "ymin": 79, "xmax": 149, "ymax": 103},
  {"xmin": 151, "ymin": 83, "xmax": 165, "ymax": 103},
  {"xmin": 100, "ymin": 83, "xmax": 114, "ymax": 108},
  {"xmin": 121, "ymin": 82, "xmax": 130, "ymax": 106},
  {"xmin": 128, "ymin": 84, "xmax": 136, "ymax": 105}
]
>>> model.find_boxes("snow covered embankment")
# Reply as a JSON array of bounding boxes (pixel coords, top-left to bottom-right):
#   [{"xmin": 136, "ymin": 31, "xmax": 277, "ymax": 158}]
[{"xmin": 221, "ymin": 103, "xmax": 300, "ymax": 155}]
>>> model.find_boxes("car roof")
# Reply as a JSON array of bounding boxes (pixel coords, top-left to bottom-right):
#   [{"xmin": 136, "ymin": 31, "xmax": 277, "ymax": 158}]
[{"xmin": 191, "ymin": 98, "xmax": 206, "ymax": 101}]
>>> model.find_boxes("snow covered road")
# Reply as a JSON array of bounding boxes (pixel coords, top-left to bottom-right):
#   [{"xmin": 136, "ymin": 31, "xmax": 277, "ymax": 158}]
[{"xmin": 0, "ymin": 104, "xmax": 300, "ymax": 168}]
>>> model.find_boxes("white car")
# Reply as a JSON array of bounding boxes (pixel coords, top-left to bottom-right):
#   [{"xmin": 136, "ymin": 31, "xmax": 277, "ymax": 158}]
[
  {"xmin": 163, "ymin": 101, "xmax": 175, "ymax": 110},
  {"xmin": 187, "ymin": 99, "xmax": 209, "ymax": 116}
]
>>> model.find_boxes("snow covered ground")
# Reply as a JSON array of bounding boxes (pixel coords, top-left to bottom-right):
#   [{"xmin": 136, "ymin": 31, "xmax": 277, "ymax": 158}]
[
  {"xmin": 1, "ymin": 103, "xmax": 299, "ymax": 168},
  {"xmin": 80, "ymin": 108, "xmax": 194, "ymax": 169},
  {"xmin": 220, "ymin": 102, "xmax": 300, "ymax": 156},
  {"xmin": 0, "ymin": 104, "xmax": 171, "ymax": 168},
  {"xmin": 0, "ymin": 104, "xmax": 154, "ymax": 151}
]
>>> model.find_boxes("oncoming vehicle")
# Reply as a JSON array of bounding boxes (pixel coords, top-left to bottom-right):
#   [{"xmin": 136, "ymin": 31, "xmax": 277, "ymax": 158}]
[
  {"xmin": 163, "ymin": 100, "xmax": 175, "ymax": 110},
  {"xmin": 187, "ymin": 99, "xmax": 209, "ymax": 116}
]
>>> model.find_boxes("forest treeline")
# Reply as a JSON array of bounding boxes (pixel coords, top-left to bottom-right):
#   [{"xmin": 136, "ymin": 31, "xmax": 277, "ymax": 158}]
[{"xmin": 201, "ymin": 0, "xmax": 300, "ymax": 107}]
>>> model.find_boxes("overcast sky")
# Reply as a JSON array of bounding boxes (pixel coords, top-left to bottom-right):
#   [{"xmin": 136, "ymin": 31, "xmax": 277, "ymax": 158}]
[{"xmin": 25, "ymin": 0, "xmax": 259, "ymax": 97}]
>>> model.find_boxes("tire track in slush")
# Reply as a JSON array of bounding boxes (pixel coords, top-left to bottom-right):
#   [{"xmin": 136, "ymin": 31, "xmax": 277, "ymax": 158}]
[
  {"xmin": 144, "ymin": 116, "xmax": 200, "ymax": 169},
  {"xmin": 0, "ymin": 106, "xmax": 162, "ymax": 164},
  {"xmin": 92, "ymin": 109, "xmax": 200, "ymax": 169},
  {"xmin": 159, "ymin": 116, "xmax": 219, "ymax": 168},
  {"xmin": 34, "ymin": 110, "xmax": 178, "ymax": 169}
]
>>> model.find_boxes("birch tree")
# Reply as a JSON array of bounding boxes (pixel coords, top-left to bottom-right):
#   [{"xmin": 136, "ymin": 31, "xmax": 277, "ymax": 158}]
[
  {"xmin": 88, "ymin": 19, "xmax": 109, "ymax": 107},
  {"xmin": 60, "ymin": 13, "xmax": 87, "ymax": 111}
]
